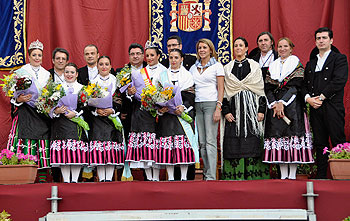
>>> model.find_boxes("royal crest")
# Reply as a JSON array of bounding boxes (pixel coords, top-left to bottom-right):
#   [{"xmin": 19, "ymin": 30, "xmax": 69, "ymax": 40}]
[{"xmin": 170, "ymin": 0, "xmax": 212, "ymax": 32}]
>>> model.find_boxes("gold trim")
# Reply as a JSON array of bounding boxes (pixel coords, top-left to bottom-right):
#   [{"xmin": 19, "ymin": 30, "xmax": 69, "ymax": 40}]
[
  {"xmin": 150, "ymin": 0, "xmax": 164, "ymax": 49},
  {"xmin": 217, "ymin": 0, "xmax": 231, "ymax": 64},
  {"xmin": 0, "ymin": 0, "xmax": 26, "ymax": 70},
  {"xmin": 23, "ymin": 0, "xmax": 27, "ymax": 64},
  {"xmin": 230, "ymin": 0, "xmax": 233, "ymax": 61},
  {"xmin": 150, "ymin": 0, "xmax": 233, "ymax": 65}
]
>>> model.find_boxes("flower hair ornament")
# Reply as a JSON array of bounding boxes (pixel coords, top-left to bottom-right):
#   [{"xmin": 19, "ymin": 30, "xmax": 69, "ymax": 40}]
[
  {"xmin": 28, "ymin": 39, "xmax": 44, "ymax": 51},
  {"xmin": 145, "ymin": 40, "xmax": 157, "ymax": 50}
]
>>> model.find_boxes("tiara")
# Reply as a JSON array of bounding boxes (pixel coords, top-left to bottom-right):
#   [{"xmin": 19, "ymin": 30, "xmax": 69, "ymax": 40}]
[
  {"xmin": 28, "ymin": 39, "xmax": 44, "ymax": 51},
  {"xmin": 145, "ymin": 40, "xmax": 157, "ymax": 49}
]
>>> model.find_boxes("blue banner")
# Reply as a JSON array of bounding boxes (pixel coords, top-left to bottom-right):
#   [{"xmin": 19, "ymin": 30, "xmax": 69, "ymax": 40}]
[
  {"xmin": 150, "ymin": 0, "xmax": 233, "ymax": 65},
  {"xmin": 0, "ymin": 0, "xmax": 26, "ymax": 69}
]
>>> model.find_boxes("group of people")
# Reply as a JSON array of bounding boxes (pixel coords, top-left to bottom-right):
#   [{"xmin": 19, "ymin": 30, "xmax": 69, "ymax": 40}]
[{"xmin": 6, "ymin": 27, "xmax": 348, "ymax": 183}]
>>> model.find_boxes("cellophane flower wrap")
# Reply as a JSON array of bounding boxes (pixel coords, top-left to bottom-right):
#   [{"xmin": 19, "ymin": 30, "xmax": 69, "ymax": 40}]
[
  {"xmin": 323, "ymin": 143, "xmax": 350, "ymax": 159},
  {"xmin": 52, "ymin": 87, "xmax": 90, "ymax": 132},
  {"xmin": 83, "ymin": 83, "xmax": 122, "ymax": 132},
  {"xmin": 0, "ymin": 70, "xmax": 32, "ymax": 97},
  {"xmin": 0, "ymin": 69, "xmax": 37, "ymax": 107},
  {"xmin": 156, "ymin": 83, "xmax": 193, "ymax": 123},
  {"xmin": 0, "ymin": 149, "xmax": 37, "ymax": 165},
  {"xmin": 116, "ymin": 65, "xmax": 132, "ymax": 93},
  {"xmin": 35, "ymin": 80, "xmax": 65, "ymax": 116}
]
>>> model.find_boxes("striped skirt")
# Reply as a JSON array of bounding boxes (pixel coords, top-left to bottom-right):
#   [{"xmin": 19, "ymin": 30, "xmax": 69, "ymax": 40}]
[
  {"xmin": 50, "ymin": 139, "xmax": 89, "ymax": 166},
  {"xmin": 125, "ymin": 132, "xmax": 157, "ymax": 168},
  {"xmin": 263, "ymin": 133, "xmax": 314, "ymax": 164},
  {"xmin": 156, "ymin": 135, "xmax": 195, "ymax": 165},
  {"xmin": 89, "ymin": 140, "xmax": 125, "ymax": 166},
  {"xmin": 7, "ymin": 115, "xmax": 50, "ymax": 169}
]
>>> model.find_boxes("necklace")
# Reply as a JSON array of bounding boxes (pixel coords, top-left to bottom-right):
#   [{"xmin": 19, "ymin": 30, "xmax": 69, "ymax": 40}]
[
  {"xmin": 31, "ymin": 65, "xmax": 40, "ymax": 79},
  {"xmin": 234, "ymin": 58, "xmax": 247, "ymax": 67}
]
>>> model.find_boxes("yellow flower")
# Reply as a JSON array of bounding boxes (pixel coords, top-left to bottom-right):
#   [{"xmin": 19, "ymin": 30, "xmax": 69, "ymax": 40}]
[
  {"xmin": 85, "ymin": 87, "xmax": 93, "ymax": 96},
  {"xmin": 7, "ymin": 90, "xmax": 14, "ymax": 97},
  {"xmin": 55, "ymin": 84, "xmax": 62, "ymax": 90},
  {"xmin": 42, "ymin": 88, "xmax": 49, "ymax": 96}
]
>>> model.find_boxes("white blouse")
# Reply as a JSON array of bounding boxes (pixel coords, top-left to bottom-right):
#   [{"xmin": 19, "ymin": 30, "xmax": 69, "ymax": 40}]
[{"xmin": 190, "ymin": 62, "xmax": 224, "ymax": 102}]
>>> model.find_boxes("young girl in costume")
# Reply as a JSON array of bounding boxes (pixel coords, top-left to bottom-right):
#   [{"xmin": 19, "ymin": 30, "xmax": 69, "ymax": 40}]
[
  {"xmin": 50, "ymin": 63, "xmax": 89, "ymax": 183},
  {"xmin": 89, "ymin": 56, "xmax": 125, "ymax": 182}
]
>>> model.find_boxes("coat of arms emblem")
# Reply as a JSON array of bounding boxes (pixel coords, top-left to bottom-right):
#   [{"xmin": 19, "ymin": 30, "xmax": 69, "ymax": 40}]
[{"xmin": 170, "ymin": 0, "xmax": 212, "ymax": 32}]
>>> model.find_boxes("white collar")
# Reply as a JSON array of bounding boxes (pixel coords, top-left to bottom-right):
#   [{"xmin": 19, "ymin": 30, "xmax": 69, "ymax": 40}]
[
  {"xmin": 62, "ymin": 81, "xmax": 83, "ymax": 94},
  {"xmin": 259, "ymin": 50, "xmax": 274, "ymax": 68},
  {"xmin": 99, "ymin": 74, "xmax": 110, "ymax": 81},
  {"xmin": 316, "ymin": 50, "xmax": 331, "ymax": 72},
  {"xmin": 148, "ymin": 63, "xmax": 159, "ymax": 70},
  {"xmin": 131, "ymin": 64, "xmax": 143, "ymax": 71},
  {"xmin": 87, "ymin": 65, "xmax": 97, "ymax": 71},
  {"xmin": 269, "ymin": 55, "xmax": 299, "ymax": 82},
  {"xmin": 317, "ymin": 49, "xmax": 331, "ymax": 60}
]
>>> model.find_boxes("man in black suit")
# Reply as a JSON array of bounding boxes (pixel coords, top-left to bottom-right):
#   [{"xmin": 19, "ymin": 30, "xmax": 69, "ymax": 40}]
[
  {"xmin": 115, "ymin": 43, "xmax": 147, "ymax": 141},
  {"xmin": 302, "ymin": 27, "xmax": 348, "ymax": 179},
  {"xmin": 48, "ymin": 48, "xmax": 69, "ymax": 84},
  {"xmin": 161, "ymin": 35, "xmax": 196, "ymax": 71},
  {"xmin": 47, "ymin": 47, "xmax": 69, "ymax": 182},
  {"xmin": 249, "ymin": 31, "xmax": 278, "ymax": 80},
  {"xmin": 78, "ymin": 44, "xmax": 100, "ymax": 85}
]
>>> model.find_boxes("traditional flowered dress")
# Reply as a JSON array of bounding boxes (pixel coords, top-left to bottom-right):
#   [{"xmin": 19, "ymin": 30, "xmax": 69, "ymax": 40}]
[
  {"xmin": 155, "ymin": 66, "xmax": 199, "ymax": 167},
  {"xmin": 7, "ymin": 64, "xmax": 51, "ymax": 169},
  {"xmin": 220, "ymin": 58, "xmax": 270, "ymax": 180},
  {"xmin": 263, "ymin": 55, "xmax": 314, "ymax": 164},
  {"xmin": 50, "ymin": 81, "xmax": 89, "ymax": 167},
  {"xmin": 88, "ymin": 74, "xmax": 125, "ymax": 166},
  {"xmin": 125, "ymin": 63, "xmax": 167, "ymax": 168}
]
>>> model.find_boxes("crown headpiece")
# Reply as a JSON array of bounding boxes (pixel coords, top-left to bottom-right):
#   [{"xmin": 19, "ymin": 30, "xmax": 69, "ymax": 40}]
[
  {"xmin": 28, "ymin": 39, "xmax": 44, "ymax": 51},
  {"xmin": 145, "ymin": 40, "xmax": 157, "ymax": 49}
]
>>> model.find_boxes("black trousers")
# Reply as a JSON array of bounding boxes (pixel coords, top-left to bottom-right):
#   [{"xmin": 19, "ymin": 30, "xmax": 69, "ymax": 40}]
[{"xmin": 309, "ymin": 101, "xmax": 346, "ymax": 178}]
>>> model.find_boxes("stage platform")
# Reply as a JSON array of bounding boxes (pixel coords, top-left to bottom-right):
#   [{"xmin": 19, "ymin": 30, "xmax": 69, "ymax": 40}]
[{"xmin": 0, "ymin": 179, "xmax": 349, "ymax": 221}]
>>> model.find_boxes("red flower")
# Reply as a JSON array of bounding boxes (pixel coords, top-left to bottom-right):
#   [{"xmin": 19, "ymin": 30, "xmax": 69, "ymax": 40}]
[{"xmin": 80, "ymin": 93, "xmax": 87, "ymax": 103}]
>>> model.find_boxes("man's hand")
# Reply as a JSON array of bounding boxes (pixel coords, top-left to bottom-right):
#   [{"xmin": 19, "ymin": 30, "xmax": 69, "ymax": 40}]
[{"xmin": 306, "ymin": 96, "xmax": 323, "ymax": 109}]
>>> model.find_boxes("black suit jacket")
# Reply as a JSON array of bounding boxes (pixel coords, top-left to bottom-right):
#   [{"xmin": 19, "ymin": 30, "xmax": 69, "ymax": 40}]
[
  {"xmin": 161, "ymin": 54, "xmax": 197, "ymax": 71},
  {"xmin": 302, "ymin": 51, "xmax": 348, "ymax": 103},
  {"xmin": 77, "ymin": 66, "xmax": 89, "ymax": 86},
  {"xmin": 48, "ymin": 68, "xmax": 55, "ymax": 80}
]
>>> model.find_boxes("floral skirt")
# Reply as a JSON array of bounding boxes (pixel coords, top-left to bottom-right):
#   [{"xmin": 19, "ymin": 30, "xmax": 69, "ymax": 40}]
[
  {"xmin": 50, "ymin": 139, "xmax": 89, "ymax": 166},
  {"xmin": 7, "ymin": 115, "xmax": 50, "ymax": 169},
  {"xmin": 156, "ymin": 135, "xmax": 195, "ymax": 165},
  {"xmin": 125, "ymin": 132, "xmax": 157, "ymax": 168},
  {"xmin": 263, "ymin": 134, "xmax": 314, "ymax": 164},
  {"xmin": 89, "ymin": 140, "xmax": 125, "ymax": 166},
  {"xmin": 222, "ymin": 157, "xmax": 270, "ymax": 180}
]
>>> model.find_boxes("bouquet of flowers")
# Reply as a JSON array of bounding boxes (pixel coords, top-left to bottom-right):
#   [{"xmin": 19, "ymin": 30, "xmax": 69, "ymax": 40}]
[
  {"xmin": 0, "ymin": 149, "xmax": 37, "ymax": 165},
  {"xmin": 78, "ymin": 83, "xmax": 107, "ymax": 106},
  {"xmin": 116, "ymin": 65, "xmax": 132, "ymax": 91},
  {"xmin": 0, "ymin": 72, "xmax": 32, "ymax": 98},
  {"xmin": 35, "ymin": 80, "xmax": 65, "ymax": 117},
  {"xmin": 53, "ymin": 87, "xmax": 90, "ymax": 133},
  {"xmin": 140, "ymin": 83, "xmax": 193, "ymax": 123},
  {"xmin": 323, "ymin": 143, "xmax": 350, "ymax": 159},
  {"xmin": 79, "ymin": 83, "xmax": 123, "ymax": 132},
  {"xmin": 155, "ymin": 83, "xmax": 193, "ymax": 123},
  {"xmin": 140, "ymin": 84, "xmax": 158, "ymax": 117}
]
